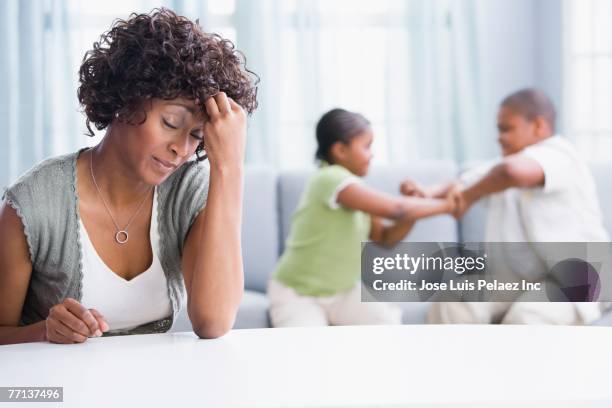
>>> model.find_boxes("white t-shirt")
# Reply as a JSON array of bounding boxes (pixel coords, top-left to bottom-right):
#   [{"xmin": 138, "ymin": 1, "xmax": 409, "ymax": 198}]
[
  {"xmin": 79, "ymin": 187, "xmax": 172, "ymax": 333},
  {"xmin": 460, "ymin": 135, "xmax": 609, "ymax": 277}
]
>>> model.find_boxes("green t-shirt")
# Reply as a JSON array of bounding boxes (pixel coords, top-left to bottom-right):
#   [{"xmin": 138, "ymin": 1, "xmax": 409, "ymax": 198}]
[{"xmin": 274, "ymin": 164, "xmax": 371, "ymax": 296}]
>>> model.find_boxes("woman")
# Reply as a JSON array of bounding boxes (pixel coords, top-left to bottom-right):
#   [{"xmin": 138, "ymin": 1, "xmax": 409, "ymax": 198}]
[{"xmin": 0, "ymin": 8, "xmax": 258, "ymax": 344}]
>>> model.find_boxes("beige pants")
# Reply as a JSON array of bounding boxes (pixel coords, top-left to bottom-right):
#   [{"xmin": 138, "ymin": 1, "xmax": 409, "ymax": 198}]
[
  {"xmin": 427, "ymin": 301, "xmax": 606, "ymax": 325},
  {"xmin": 267, "ymin": 279, "xmax": 403, "ymax": 327}
]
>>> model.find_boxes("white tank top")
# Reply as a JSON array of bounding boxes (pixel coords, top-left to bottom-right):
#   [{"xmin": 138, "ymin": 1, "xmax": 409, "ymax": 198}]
[{"xmin": 79, "ymin": 187, "xmax": 172, "ymax": 333}]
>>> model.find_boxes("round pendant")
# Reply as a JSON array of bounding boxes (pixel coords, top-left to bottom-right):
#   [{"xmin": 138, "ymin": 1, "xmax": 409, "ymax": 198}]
[{"xmin": 115, "ymin": 230, "xmax": 129, "ymax": 244}]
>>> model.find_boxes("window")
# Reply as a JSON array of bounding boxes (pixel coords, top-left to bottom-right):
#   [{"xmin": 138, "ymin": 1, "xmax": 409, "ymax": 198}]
[{"xmin": 564, "ymin": 0, "xmax": 612, "ymax": 162}]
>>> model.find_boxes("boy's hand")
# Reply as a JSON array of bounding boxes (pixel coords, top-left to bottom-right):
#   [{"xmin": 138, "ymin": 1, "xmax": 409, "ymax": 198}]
[
  {"xmin": 399, "ymin": 179, "xmax": 427, "ymax": 197},
  {"xmin": 446, "ymin": 183, "xmax": 462, "ymax": 214},
  {"xmin": 448, "ymin": 183, "xmax": 472, "ymax": 219}
]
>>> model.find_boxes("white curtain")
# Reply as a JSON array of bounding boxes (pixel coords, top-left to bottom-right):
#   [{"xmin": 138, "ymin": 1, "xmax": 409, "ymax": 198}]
[
  {"xmin": 0, "ymin": 0, "xmax": 77, "ymax": 189},
  {"xmin": 1, "ymin": 0, "xmax": 487, "ymax": 188},
  {"xmin": 232, "ymin": 0, "xmax": 487, "ymax": 169}
]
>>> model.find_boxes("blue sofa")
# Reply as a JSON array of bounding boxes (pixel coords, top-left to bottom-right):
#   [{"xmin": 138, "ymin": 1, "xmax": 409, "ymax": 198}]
[{"xmin": 170, "ymin": 161, "xmax": 612, "ymax": 332}]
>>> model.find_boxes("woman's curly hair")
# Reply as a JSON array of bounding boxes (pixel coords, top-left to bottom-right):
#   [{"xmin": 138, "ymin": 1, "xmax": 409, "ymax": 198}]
[{"xmin": 77, "ymin": 8, "xmax": 259, "ymax": 160}]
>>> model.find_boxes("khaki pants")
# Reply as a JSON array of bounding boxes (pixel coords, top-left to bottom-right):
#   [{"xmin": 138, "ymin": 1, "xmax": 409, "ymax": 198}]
[
  {"xmin": 427, "ymin": 301, "xmax": 606, "ymax": 325},
  {"xmin": 267, "ymin": 279, "xmax": 403, "ymax": 327}
]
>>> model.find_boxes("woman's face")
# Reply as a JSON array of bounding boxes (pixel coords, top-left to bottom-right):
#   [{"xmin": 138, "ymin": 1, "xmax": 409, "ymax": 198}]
[{"xmin": 115, "ymin": 97, "xmax": 206, "ymax": 185}]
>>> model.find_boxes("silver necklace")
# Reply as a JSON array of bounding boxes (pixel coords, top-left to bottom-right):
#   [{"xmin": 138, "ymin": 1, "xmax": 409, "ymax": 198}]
[{"xmin": 89, "ymin": 149, "xmax": 152, "ymax": 244}]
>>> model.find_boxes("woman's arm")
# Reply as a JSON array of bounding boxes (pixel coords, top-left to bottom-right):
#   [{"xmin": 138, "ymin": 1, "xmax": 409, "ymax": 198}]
[
  {"xmin": 0, "ymin": 203, "xmax": 45, "ymax": 344},
  {"xmin": 181, "ymin": 93, "xmax": 246, "ymax": 339},
  {"xmin": 0, "ymin": 203, "xmax": 107, "ymax": 345}
]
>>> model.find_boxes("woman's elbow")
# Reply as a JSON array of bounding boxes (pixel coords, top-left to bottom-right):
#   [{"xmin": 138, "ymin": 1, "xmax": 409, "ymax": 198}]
[{"xmin": 192, "ymin": 316, "xmax": 235, "ymax": 339}]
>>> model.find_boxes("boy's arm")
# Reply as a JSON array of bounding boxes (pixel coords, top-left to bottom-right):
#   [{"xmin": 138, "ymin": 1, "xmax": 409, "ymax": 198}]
[{"xmin": 457, "ymin": 155, "xmax": 545, "ymax": 218}]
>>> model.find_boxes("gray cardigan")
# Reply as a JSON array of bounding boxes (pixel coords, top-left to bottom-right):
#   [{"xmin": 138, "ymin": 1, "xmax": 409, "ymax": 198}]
[{"xmin": 2, "ymin": 148, "xmax": 209, "ymax": 335}]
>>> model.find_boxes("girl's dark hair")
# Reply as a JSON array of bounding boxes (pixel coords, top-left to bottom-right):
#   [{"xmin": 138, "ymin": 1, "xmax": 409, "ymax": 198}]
[
  {"xmin": 77, "ymin": 8, "xmax": 259, "ymax": 161},
  {"xmin": 315, "ymin": 108, "xmax": 371, "ymax": 163}
]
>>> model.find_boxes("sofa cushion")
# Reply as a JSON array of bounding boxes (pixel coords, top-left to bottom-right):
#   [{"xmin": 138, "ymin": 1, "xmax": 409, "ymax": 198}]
[
  {"xmin": 278, "ymin": 169, "xmax": 310, "ymax": 252},
  {"xmin": 233, "ymin": 290, "xmax": 271, "ymax": 329},
  {"xmin": 243, "ymin": 167, "xmax": 279, "ymax": 292},
  {"xmin": 168, "ymin": 290, "xmax": 271, "ymax": 332}
]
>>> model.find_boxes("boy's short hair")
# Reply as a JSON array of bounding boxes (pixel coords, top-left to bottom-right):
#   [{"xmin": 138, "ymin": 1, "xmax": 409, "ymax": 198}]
[{"xmin": 501, "ymin": 88, "xmax": 556, "ymax": 133}]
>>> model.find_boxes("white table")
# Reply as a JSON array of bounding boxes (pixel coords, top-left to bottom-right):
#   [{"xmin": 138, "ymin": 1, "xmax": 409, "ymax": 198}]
[{"xmin": 1, "ymin": 325, "xmax": 612, "ymax": 407}]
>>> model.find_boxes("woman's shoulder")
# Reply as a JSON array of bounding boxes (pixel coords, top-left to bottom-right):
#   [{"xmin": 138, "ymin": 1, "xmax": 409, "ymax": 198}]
[{"xmin": 3, "ymin": 150, "xmax": 79, "ymax": 199}]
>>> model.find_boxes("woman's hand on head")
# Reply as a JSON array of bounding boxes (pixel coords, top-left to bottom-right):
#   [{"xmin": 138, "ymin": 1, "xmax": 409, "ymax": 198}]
[
  {"xmin": 45, "ymin": 298, "xmax": 109, "ymax": 344},
  {"xmin": 203, "ymin": 92, "xmax": 247, "ymax": 172}
]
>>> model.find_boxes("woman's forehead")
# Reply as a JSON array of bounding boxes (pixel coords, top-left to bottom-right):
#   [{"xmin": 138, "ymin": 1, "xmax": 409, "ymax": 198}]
[{"xmin": 157, "ymin": 98, "xmax": 207, "ymax": 120}]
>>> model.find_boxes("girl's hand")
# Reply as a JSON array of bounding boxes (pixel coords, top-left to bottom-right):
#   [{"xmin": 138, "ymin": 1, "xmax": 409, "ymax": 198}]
[
  {"xmin": 45, "ymin": 298, "xmax": 109, "ymax": 344},
  {"xmin": 447, "ymin": 182, "xmax": 473, "ymax": 219},
  {"xmin": 203, "ymin": 92, "xmax": 247, "ymax": 171}
]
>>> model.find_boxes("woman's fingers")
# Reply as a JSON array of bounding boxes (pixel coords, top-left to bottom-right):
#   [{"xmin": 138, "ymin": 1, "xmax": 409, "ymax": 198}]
[
  {"xmin": 45, "ymin": 299, "xmax": 110, "ymax": 344},
  {"xmin": 89, "ymin": 308, "xmax": 109, "ymax": 333},
  {"xmin": 206, "ymin": 92, "xmax": 236, "ymax": 118},
  {"xmin": 51, "ymin": 305, "xmax": 94, "ymax": 337},
  {"xmin": 46, "ymin": 318, "xmax": 87, "ymax": 344},
  {"xmin": 62, "ymin": 298, "xmax": 100, "ymax": 336},
  {"xmin": 57, "ymin": 319, "xmax": 88, "ymax": 343},
  {"xmin": 213, "ymin": 92, "xmax": 232, "ymax": 115},
  {"xmin": 228, "ymin": 97, "xmax": 246, "ymax": 116},
  {"xmin": 204, "ymin": 95, "xmax": 220, "ymax": 118}
]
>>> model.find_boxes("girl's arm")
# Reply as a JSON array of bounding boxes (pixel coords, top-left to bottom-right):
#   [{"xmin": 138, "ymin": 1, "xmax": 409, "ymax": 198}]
[
  {"xmin": 339, "ymin": 183, "xmax": 455, "ymax": 248},
  {"xmin": 369, "ymin": 216, "xmax": 415, "ymax": 248},
  {"xmin": 400, "ymin": 179, "xmax": 455, "ymax": 199},
  {"xmin": 181, "ymin": 94, "xmax": 246, "ymax": 339},
  {"xmin": 337, "ymin": 182, "xmax": 455, "ymax": 221}
]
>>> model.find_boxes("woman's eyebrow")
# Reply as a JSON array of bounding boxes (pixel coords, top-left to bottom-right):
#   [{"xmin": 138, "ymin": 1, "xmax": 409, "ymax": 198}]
[{"xmin": 165, "ymin": 102, "xmax": 195, "ymax": 114}]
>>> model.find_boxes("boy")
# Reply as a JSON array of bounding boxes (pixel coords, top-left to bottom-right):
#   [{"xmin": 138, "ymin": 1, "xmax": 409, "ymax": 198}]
[{"xmin": 402, "ymin": 88, "xmax": 609, "ymax": 324}]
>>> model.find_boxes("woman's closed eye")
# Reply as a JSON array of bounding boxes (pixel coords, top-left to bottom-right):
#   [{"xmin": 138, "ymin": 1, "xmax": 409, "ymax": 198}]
[
  {"xmin": 162, "ymin": 118, "xmax": 179, "ymax": 129},
  {"xmin": 190, "ymin": 131, "xmax": 204, "ymax": 141}
]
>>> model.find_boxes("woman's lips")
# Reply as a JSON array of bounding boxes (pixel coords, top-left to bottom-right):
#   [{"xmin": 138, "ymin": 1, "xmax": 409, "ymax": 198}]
[{"xmin": 153, "ymin": 156, "xmax": 178, "ymax": 171}]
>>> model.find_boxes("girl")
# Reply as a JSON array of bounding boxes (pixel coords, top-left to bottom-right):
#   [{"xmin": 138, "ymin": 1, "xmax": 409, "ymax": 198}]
[
  {"xmin": 268, "ymin": 108, "xmax": 457, "ymax": 327},
  {"xmin": 0, "ymin": 8, "xmax": 258, "ymax": 344}
]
